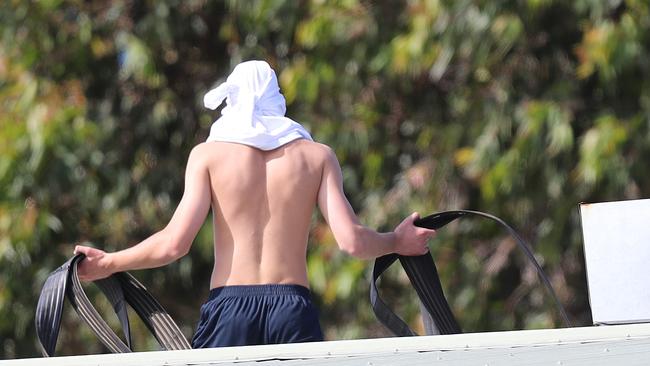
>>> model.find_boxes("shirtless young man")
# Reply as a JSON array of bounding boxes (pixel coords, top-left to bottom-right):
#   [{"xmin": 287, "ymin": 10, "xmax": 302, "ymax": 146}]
[{"xmin": 75, "ymin": 61, "xmax": 435, "ymax": 347}]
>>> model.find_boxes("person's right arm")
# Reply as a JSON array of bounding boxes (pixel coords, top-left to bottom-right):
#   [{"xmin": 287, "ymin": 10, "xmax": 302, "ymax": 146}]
[{"xmin": 317, "ymin": 147, "xmax": 434, "ymax": 259}]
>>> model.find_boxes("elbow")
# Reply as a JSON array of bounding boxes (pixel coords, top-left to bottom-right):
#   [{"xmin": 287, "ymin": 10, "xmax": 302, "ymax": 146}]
[
  {"xmin": 339, "ymin": 241, "xmax": 359, "ymax": 257},
  {"xmin": 163, "ymin": 232, "xmax": 191, "ymax": 262},
  {"xmin": 338, "ymin": 226, "xmax": 371, "ymax": 259},
  {"xmin": 340, "ymin": 244, "xmax": 369, "ymax": 259},
  {"xmin": 167, "ymin": 243, "xmax": 190, "ymax": 261}
]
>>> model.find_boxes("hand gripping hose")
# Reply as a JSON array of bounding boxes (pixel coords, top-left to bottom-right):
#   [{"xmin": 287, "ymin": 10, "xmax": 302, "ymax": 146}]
[
  {"xmin": 370, "ymin": 210, "xmax": 571, "ymax": 336},
  {"xmin": 35, "ymin": 254, "xmax": 191, "ymax": 356}
]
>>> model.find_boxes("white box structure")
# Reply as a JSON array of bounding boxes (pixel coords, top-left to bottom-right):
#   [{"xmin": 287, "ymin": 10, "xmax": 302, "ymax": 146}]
[{"xmin": 580, "ymin": 199, "xmax": 650, "ymax": 325}]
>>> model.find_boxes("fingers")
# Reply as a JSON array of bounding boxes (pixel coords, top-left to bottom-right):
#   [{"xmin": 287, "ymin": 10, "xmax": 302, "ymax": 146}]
[
  {"xmin": 403, "ymin": 230, "xmax": 433, "ymax": 255},
  {"xmin": 417, "ymin": 227, "xmax": 437, "ymax": 238},
  {"xmin": 413, "ymin": 238, "xmax": 429, "ymax": 255},
  {"xmin": 406, "ymin": 212, "xmax": 421, "ymax": 225},
  {"xmin": 394, "ymin": 211, "xmax": 437, "ymax": 256},
  {"xmin": 397, "ymin": 212, "xmax": 424, "ymax": 226},
  {"xmin": 410, "ymin": 240, "xmax": 430, "ymax": 256},
  {"xmin": 74, "ymin": 245, "xmax": 89, "ymax": 256},
  {"xmin": 72, "ymin": 244, "xmax": 111, "ymax": 282},
  {"xmin": 413, "ymin": 225, "xmax": 434, "ymax": 255},
  {"xmin": 400, "ymin": 212, "xmax": 419, "ymax": 226},
  {"xmin": 419, "ymin": 231, "xmax": 433, "ymax": 254},
  {"xmin": 74, "ymin": 245, "xmax": 101, "ymax": 258},
  {"xmin": 75, "ymin": 247, "xmax": 101, "ymax": 281}
]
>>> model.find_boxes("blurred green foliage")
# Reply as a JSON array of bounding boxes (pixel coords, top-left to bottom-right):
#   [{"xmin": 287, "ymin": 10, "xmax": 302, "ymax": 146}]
[{"xmin": 1, "ymin": 0, "xmax": 650, "ymax": 359}]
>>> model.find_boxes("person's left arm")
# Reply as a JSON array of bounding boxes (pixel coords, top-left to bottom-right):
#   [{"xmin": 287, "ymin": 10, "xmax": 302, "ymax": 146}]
[{"xmin": 76, "ymin": 144, "xmax": 212, "ymax": 281}]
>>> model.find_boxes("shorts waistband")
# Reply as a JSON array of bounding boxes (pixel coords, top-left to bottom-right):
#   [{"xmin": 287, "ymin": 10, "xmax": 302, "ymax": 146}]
[{"xmin": 207, "ymin": 284, "xmax": 311, "ymax": 301}]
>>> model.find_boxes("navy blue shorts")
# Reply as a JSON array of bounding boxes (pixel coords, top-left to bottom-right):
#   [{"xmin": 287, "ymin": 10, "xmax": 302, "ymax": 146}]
[{"xmin": 191, "ymin": 284, "xmax": 324, "ymax": 348}]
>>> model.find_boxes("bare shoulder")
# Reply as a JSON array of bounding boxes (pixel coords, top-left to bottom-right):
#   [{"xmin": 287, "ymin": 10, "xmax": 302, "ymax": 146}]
[
  {"xmin": 315, "ymin": 142, "xmax": 339, "ymax": 168},
  {"xmin": 186, "ymin": 142, "xmax": 215, "ymax": 167},
  {"xmin": 295, "ymin": 142, "xmax": 341, "ymax": 180},
  {"xmin": 297, "ymin": 140, "xmax": 337, "ymax": 162}
]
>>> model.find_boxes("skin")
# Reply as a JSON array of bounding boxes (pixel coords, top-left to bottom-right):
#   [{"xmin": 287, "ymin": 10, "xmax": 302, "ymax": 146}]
[{"xmin": 75, "ymin": 139, "xmax": 435, "ymax": 287}]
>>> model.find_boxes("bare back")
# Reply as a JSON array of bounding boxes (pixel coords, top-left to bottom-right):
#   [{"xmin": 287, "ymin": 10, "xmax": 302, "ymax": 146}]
[
  {"xmin": 75, "ymin": 60, "xmax": 434, "ymax": 288},
  {"xmin": 203, "ymin": 139, "xmax": 328, "ymax": 288}
]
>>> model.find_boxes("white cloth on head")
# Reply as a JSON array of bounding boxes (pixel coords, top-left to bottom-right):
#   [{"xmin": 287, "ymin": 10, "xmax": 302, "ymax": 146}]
[{"xmin": 203, "ymin": 60, "xmax": 313, "ymax": 150}]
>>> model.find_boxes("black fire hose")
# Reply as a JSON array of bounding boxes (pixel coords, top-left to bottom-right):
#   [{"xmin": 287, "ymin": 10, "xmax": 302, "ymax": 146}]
[
  {"xmin": 371, "ymin": 210, "xmax": 572, "ymax": 336},
  {"xmin": 35, "ymin": 254, "xmax": 191, "ymax": 356}
]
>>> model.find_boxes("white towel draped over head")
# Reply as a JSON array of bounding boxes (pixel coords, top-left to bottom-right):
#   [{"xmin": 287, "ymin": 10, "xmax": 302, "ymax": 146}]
[{"xmin": 203, "ymin": 60, "xmax": 313, "ymax": 150}]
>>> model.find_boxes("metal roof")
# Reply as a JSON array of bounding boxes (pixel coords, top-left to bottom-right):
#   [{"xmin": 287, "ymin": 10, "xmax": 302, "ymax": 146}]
[{"xmin": 4, "ymin": 323, "xmax": 650, "ymax": 366}]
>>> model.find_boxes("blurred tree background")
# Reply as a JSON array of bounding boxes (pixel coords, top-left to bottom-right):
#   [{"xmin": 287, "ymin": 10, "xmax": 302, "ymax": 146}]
[{"xmin": 1, "ymin": 0, "xmax": 649, "ymax": 359}]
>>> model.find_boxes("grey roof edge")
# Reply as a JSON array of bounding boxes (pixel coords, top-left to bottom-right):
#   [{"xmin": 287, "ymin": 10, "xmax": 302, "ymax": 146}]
[{"xmin": 4, "ymin": 323, "xmax": 650, "ymax": 366}]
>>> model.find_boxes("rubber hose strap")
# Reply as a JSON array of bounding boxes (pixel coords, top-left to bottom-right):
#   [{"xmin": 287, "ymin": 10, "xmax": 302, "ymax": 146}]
[
  {"xmin": 117, "ymin": 272, "xmax": 191, "ymax": 350},
  {"xmin": 370, "ymin": 253, "xmax": 415, "ymax": 336},
  {"xmin": 370, "ymin": 252, "xmax": 460, "ymax": 336},
  {"xmin": 35, "ymin": 255, "xmax": 132, "ymax": 356},
  {"xmin": 370, "ymin": 212, "xmax": 466, "ymax": 336},
  {"xmin": 35, "ymin": 257, "xmax": 73, "ymax": 356},
  {"xmin": 370, "ymin": 210, "xmax": 571, "ymax": 337},
  {"xmin": 67, "ymin": 257, "xmax": 132, "ymax": 353},
  {"xmin": 35, "ymin": 254, "xmax": 191, "ymax": 356},
  {"xmin": 399, "ymin": 254, "xmax": 461, "ymax": 334},
  {"xmin": 95, "ymin": 276, "xmax": 132, "ymax": 348},
  {"xmin": 415, "ymin": 210, "xmax": 571, "ymax": 327}
]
